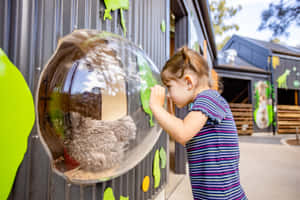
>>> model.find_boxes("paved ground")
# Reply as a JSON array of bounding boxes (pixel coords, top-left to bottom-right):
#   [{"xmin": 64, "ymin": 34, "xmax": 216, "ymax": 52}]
[{"xmin": 166, "ymin": 135, "xmax": 300, "ymax": 200}]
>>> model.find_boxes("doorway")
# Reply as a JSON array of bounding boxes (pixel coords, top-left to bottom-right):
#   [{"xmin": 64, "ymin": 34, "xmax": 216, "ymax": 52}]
[
  {"xmin": 221, "ymin": 77, "xmax": 251, "ymax": 103},
  {"xmin": 277, "ymin": 89, "xmax": 300, "ymax": 134},
  {"xmin": 277, "ymin": 88, "xmax": 298, "ymax": 105},
  {"xmin": 221, "ymin": 77, "xmax": 253, "ymax": 135}
]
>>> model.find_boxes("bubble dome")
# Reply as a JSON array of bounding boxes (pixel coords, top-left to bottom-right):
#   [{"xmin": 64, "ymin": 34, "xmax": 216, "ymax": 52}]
[{"xmin": 36, "ymin": 30, "xmax": 162, "ymax": 183}]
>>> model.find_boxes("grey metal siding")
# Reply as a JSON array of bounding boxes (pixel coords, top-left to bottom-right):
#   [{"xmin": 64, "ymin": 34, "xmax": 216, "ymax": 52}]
[
  {"xmin": 2, "ymin": 0, "xmax": 168, "ymax": 200},
  {"xmin": 273, "ymin": 56, "xmax": 300, "ymax": 90},
  {"xmin": 0, "ymin": 0, "xmax": 11, "ymax": 53}
]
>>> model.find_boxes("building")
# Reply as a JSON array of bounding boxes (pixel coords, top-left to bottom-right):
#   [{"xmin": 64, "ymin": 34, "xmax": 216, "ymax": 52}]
[
  {"xmin": 216, "ymin": 35, "xmax": 300, "ymax": 135},
  {"xmin": 0, "ymin": 0, "xmax": 217, "ymax": 199}
]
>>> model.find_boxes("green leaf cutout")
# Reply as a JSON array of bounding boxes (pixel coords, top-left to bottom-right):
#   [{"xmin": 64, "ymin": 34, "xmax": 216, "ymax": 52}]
[
  {"xmin": 103, "ymin": 0, "xmax": 129, "ymax": 36},
  {"xmin": 137, "ymin": 55, "xmax": 158, "ymax": 127},
  {"xmin": 49, "ymin": 90, "xmax": 65, "ymax": 139},
  {"xmin": 159, "ymin": 147, "xmax": 166, "ymax": 169},
  {"xmin": 267, "ymin": 104, "xmax": 273, "ymax": 127},
  {"xmin": 120, "ymin": 9, "xmax": 127, "ymax": 37},
  {"xmin": 160, "ymin": 20, "xmax": 166, "ymax": 33},
  {"xmin": 103, "ymin": 187, "xmax": 115, "ymax": 200},
  {"xmin": 120, "ymin": 196, "xmax": 129, "ymax": 200},
  {"xmin": 153, "ymin": 150, "xmax": 161, "ymax": 188},
  {"xmin": 0, "ymin": 48, "xmax": 35, "ymax": 200}
]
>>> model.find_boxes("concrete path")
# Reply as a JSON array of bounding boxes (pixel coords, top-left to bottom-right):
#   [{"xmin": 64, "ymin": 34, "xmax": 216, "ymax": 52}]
[
  {"xmin": 167, "ymin": 135, "xmax": 300, "ymax": 200},
  {"xmin": 239, "ymin": 138, "xmax": 300, "ymax": 200}
]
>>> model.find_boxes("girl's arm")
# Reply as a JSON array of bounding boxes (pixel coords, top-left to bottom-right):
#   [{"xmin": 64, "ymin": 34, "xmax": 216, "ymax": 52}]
[{"xmin": 150, "ymin": 85, "xmax": 207, "ymax": 146}]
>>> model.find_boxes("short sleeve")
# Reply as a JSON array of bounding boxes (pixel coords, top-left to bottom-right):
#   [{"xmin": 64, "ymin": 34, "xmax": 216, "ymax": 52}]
[{"xmin": 189, "ymin": 91, "xmax": 227, "ymax": 125}]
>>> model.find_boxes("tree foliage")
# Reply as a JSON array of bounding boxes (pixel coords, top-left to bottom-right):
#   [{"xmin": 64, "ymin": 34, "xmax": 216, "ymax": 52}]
[
  {"xmin": 217, "ymin": 35, "xmax": 231, "ymax": 51},
  {"xmin": 258, "ymin": 0, "xmax": 300, "ymax": 37},
  {"xmin": 209, "ymin": 0, "xmax": 242, "ymax": 50},
  {"xmin": 210, "ymin": 0, "xmax": 241, "ymax": 35}
]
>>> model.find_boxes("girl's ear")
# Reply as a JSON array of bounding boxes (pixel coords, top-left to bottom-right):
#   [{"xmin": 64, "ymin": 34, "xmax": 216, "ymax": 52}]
[{"xmin": 184, "ymin": 75, "xmax": 194, "ymax": 90}]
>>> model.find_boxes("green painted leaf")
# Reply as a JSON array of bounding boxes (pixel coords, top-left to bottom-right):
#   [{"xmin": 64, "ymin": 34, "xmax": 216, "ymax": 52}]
[
  {"xmin": 265, "ymin": 81, "xmax": 272, "ymax": 97},
  {"xmin": 103, "ymin": 187, "xmax": 115, "ymax": 200},
  {"xmin": 120, "ymin": 196, "xmax": 129, "ymax": 200},
  {"xmin": 103, "ymin": 0, "xmax": 129, "ymax": 36},
  {"xmin": 49, "ymin": 90, "xmax": 65, "ymax": 139},
  {"xmin": 120, "ymin": 9, "xmax": 127, "ymax": 36},
  {"xmin": 160, "ymin": 20, "xmax": 166, "ymax": 33},
  {"xmin": 153, "ymin": 150, "xmax": 160, "ymax": 188},
  {"xmin": 0, "ymin": 48, "xmax": 35, "ymax": 200},
  {"xmin": 267, "ymin": 104, "xmax": 273, "ymax": 126},
  {"xmin": 159, "ymin": 147, "xmax": 166, "ymax": 169},
  {"xmin": 138, "ymin": 55, "xmax": 158, "ymax": 127}
]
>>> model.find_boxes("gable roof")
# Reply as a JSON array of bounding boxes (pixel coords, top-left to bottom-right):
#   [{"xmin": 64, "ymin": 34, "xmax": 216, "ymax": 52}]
[
  {"xmin": 244, "ymin": 37, "xmax": 300, "ymax": 57},
  {"xmin": 226, "ymin": 35, "xmax": 300, "ymax": 58},
  {"xmin": 216, "ymin": 53, "xmax": 270, "ymax": 74}
]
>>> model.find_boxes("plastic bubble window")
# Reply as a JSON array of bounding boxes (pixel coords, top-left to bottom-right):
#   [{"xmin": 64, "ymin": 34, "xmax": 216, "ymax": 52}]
[{"xmin": 36, "ymin": 30, "xmax": 162, "ymax": 183}]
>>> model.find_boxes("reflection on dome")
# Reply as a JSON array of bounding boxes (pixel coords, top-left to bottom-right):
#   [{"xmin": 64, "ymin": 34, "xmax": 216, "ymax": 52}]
[{"xmin": 36, "ymin": 30, "xmax": 161, "ymax": 183}]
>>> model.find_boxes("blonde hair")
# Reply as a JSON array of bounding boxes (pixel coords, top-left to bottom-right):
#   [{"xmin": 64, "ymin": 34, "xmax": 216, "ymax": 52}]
[{"xmin": 161, "ymin": 46, "xmax": 211, "ymax": 88}]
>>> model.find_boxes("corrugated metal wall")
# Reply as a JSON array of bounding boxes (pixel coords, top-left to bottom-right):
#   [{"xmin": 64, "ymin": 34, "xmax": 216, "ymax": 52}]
[{"xmin": 2, "ymin": 0, "xmax": 169, "ymax": 199}]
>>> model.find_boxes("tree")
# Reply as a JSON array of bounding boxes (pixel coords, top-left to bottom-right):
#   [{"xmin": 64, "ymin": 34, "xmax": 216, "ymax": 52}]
[
  {"xmin": 217, "ymin": 35, "xmax": 231, "ymax": 51},
  {"xmin": 209, "ymin": 0, "xmax": 242, "ymax": 50},
  {"xmin": 258, "ymin": 0, "xmax": 300, "ymax": 38}
]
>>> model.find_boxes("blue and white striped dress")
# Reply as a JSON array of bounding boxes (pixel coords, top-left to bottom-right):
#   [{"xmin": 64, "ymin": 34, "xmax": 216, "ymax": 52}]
[{"xmin": 186, "ymin": 89, "xmax": 247, "ymax": 200}]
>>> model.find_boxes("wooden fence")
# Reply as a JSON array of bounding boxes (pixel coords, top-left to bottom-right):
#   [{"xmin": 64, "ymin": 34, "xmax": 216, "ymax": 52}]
[
  {"xmin": 277, "ymin": 105, "xmax": 300, "ymax": 134},
  {"xmin": 230, "ymin": 103, "xmax": 253, "ymax": 135}
]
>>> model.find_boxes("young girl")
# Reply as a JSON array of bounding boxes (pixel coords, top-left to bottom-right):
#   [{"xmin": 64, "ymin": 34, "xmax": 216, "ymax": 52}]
[{"xmin": 149, "ymin": 47, "xmax": 247, "ymax": 200}]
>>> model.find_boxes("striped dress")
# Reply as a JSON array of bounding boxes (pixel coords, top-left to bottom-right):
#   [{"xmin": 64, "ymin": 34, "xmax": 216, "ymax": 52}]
[{"xmin": 186, "ymin": 89, "xmax": 247, "ymax": 200}]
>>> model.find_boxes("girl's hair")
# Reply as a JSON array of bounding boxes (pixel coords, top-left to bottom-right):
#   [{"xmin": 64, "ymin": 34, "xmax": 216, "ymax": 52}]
[{"xmin": 161, "ymin": 46, "xmax": 212, "ymax": 87}]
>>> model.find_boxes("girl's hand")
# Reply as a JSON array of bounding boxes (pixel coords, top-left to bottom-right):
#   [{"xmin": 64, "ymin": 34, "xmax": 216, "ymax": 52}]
[{"xmin": 150, "ymin": 85, "xmax": 166, "ymax": 110}]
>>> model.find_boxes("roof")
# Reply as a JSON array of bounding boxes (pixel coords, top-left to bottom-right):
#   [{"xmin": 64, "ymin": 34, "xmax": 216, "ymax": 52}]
[
  {"xmin": 216, "ymin": 53, "xmax": 270, "ymax": 74},
  {"xmin": 237, "ymin": 35, "xmax": 300, "ymax": 57}
]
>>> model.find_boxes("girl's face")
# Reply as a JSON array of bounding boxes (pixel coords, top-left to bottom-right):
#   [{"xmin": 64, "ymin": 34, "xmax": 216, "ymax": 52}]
[{"xmin": 166, "ymin": 79, "xmax": 194, "ymax": 108}]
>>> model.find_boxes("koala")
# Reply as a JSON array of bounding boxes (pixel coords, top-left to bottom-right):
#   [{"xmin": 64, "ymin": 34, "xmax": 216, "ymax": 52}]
[
  {"xmin": 64, "ymin": 112, "xmax": 136, "ymax": 171},
  {"xmin": 255, "ymin": 82, "xmax": 269, "ymax": 129}
]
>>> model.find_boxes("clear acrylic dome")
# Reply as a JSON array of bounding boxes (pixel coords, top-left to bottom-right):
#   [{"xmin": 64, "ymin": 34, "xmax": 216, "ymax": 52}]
[{"xmin": 36, "ymin": 30, "xmax": 162, "ymax": 183}]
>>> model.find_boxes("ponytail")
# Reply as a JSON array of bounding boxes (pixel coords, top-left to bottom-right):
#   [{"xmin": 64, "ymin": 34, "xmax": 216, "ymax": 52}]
[{"xmin": 161, "ymin": 46, "xmax": 211, "ymax": 87}]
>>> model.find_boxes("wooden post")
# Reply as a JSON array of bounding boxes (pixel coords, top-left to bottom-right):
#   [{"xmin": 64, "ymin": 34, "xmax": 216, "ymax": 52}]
[
  {"xmin": 295, "ymin": 90, "xmax": 298, "ymax": 105},
  {"xmin": 203, "ymin": 40, "xmax": 207, "ymax": 60},
  {"xmin": 296, "ymin": 127, "xmax": 299, "ymax": 144}
]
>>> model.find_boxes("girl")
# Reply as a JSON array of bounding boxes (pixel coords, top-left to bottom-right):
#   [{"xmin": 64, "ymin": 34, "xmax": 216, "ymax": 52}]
[{"xmin": 149, "ymin": 47, "xmax": 247, "ymax": 200}]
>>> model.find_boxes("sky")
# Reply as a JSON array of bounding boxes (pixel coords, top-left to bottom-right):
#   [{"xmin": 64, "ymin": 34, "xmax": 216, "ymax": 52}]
[{"xmin": 214, "ymin": 0, "xmax": 300, "ymax": 47}]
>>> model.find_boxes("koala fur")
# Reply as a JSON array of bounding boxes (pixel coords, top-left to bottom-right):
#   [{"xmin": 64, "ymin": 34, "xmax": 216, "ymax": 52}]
[{"xmin": 64, "ymin": 112, "xmax": 136, "ymax": 171}]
